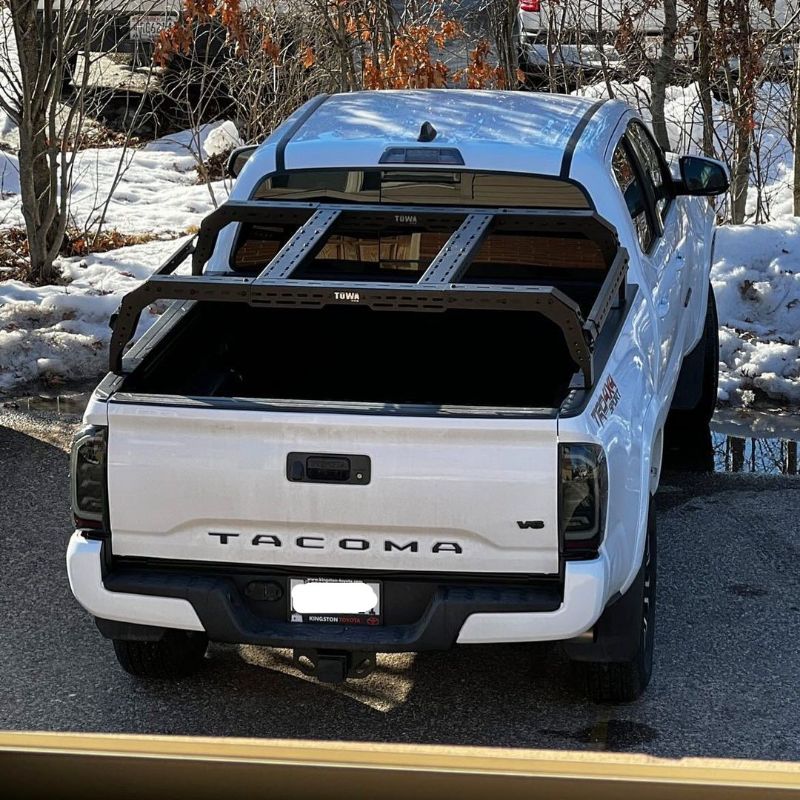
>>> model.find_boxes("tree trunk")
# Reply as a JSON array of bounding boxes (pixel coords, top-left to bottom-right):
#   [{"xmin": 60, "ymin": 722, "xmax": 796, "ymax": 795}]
[
  {"xmin": 731, "ymin": 114, "xmax": 752, "ymax": 224},
  {"xmin": 651, "ymin": 0, "xmax": 677, "ymax": 151},
  {"xmin": 794, "ymin": 54, "xmax": 800, "ymax": 215},
  {"xmin": 695, "ymin": 0, "xmax": 715, "ymax": 156},
  {"xmin": 12, "ymin": 0, "xmax": 65, "ymax": 284}
]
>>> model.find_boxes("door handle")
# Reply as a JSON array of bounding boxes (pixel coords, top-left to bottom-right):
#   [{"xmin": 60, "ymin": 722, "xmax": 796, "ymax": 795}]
[{"xmin": 287, "ymin": 453, "xmax": 371, "ymax": 485}]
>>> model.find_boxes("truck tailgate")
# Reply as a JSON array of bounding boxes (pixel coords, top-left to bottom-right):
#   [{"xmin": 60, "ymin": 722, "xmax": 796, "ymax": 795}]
[{"xmin": 106, "ymin": 402, "xmax": 560, "ymax": 575}]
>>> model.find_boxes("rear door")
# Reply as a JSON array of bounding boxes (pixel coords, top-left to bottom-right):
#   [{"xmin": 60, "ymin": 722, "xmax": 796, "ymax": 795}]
[
  {"xmin": 625, "ymin": 121, "xmax": 691, "ymax": 382},
  {"xmin": 612, "ymin": 122, "xmax": 687, "ymax": 385},
  {"xmin": 106, "ymin": 401, "xmax": 561, "ymax": 575}
]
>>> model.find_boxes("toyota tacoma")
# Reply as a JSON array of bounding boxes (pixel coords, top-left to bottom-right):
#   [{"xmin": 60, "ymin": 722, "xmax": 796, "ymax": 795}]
[{"xmin": 67, "ymin": 90, "xmax": 727, "ymax": 702}]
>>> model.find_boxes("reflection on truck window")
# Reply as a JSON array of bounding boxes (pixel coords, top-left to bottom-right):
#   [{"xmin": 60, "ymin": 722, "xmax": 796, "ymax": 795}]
[
  {"xmin": 233, "ymin": 226, "xmax": 606, "ymax": 280},
  {"xmin": 612, "ymin": 142, "xmax": 653, "ymax": 251},
  {"xmin": 250, "ymin": 169, "xmax": 591, "ymax": 209},
  {"xmin": 626, "ymin": 123, "xmax": 672, "ymax": 222}
]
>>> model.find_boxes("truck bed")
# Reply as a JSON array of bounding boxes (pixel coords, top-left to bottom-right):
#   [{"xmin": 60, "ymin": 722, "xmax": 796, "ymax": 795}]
[{"xmin": 122, "ymin": 302, "xmax": 581, "ymax": 411}]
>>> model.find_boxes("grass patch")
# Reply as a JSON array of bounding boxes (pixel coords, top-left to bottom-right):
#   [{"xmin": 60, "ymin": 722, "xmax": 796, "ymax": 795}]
[{"xmin": 0, "ymin": 227, "xmax": 170, "ymax": 282}]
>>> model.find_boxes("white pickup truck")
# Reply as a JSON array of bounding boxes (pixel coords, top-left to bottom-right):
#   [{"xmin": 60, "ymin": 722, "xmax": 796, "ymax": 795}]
[{"xmin": 67, "ymin": 90, "xmax": 727, "ymax": 702}]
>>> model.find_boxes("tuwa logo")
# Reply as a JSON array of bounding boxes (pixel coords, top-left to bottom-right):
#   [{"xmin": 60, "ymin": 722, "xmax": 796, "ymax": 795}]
[
  {"xmin": 333, "ymin": 291, "xmax": 360, "ymax": 302},
  {"xmin": 209, "ymin": 532, "xmax": 463, "ymax": 554}
]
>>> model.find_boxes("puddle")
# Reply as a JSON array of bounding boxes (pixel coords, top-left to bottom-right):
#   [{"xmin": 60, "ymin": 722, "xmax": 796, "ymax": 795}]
[
  {"xmin": 663, "ymin": 408, "xmax": 800, "ymax": 475},
  {"xmin": 540, "ymin": 720, "xmax": 658, "ymax": 751},
  {"xmin": 2, "ymin": 390, "xmax": 93, "ymax": 417}
]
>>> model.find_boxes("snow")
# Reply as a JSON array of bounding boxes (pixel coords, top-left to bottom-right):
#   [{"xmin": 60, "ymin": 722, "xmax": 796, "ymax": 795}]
[
  {"xmin": 712, "ymin": 218, "xmax": 800, "ymax": 404},
  {"xmin": 0, "ymin": 237, "xmax": 189, "ymax": 390},
  {"xmin": 0, "ymin": 121, "xmax": 234, "ymax": 235}
]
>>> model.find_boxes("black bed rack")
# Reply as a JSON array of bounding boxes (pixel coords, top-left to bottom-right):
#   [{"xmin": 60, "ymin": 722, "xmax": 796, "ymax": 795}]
[{"xmin": 109, "ymin": 200, "xmax": 629, "ymax": 390}]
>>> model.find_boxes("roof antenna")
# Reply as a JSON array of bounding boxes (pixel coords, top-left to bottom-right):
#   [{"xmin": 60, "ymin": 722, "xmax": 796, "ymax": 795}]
[{"xmin": 418, "ymin": 121, "xmax": 437, "ymax": 142}]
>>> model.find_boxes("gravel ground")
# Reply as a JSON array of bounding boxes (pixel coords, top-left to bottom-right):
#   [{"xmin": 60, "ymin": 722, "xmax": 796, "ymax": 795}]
[{"xmin": 0, "ymin": 405, "xmax": 798, "ymax": 761}]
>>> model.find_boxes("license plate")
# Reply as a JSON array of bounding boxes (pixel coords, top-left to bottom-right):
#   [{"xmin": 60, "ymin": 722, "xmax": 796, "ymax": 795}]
[
  {"xmin": 289, "ymin": 578, "xmax": 382, "ymax": 625},
  {"xmin": 130, "ymin": 15, "xmax": 174, "ymax": 42},
  {"xmin": 645, "ymin": 34, "xmax": 695, "ymax": 61}
]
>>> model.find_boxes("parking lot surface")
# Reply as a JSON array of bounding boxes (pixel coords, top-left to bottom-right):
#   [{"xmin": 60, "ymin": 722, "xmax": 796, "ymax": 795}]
[{"xmin": 0, "ymin": 406, "xmax": 798, "ymax": 761}]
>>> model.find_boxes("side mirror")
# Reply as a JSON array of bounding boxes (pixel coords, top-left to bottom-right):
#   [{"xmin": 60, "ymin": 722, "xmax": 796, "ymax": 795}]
[
  {"xmin": 226, "ymin": 145, "xmax": 258, "ymax": 178},
  {"xmin": 676, "ymin": 155, "xmax": 729, "ymax": 196}
]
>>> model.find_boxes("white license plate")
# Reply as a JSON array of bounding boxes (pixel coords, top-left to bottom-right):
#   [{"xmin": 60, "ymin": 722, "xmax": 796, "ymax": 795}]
[
  {"xmin": 289, "ymin": 578, "xmax": 382, "ymax": 625},
  {"xmin": 130, "ymin": 15, "xmax": 173, "ymax": 42},
  {"xmin": 645, "ymin": 34, "xmax": 695, "ymax": 61}
]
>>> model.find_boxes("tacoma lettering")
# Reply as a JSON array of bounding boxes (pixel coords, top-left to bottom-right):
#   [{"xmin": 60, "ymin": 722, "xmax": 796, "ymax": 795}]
[{"xmin": 207, "ymin": 533, "xmax": 462, "ymax": 554}]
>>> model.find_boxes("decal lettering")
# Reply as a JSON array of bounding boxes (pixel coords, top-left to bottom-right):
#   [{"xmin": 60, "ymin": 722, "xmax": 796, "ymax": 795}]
[
  {"xmin": 209, "ymin": 532, "xmax": 239, "ymax": 545},
  {"xmin": 207, "ymin": 533, "xmax": 463, "ymax": 554},
  {"xmin": 296, "ymin": 536, "xmax": 324, "ymax": 549},
  {"xmin": 590, "ymin": 375, "xmax": 622, "ymax": 427},
  {"xmin": 339, "ymin": 538, "xmax": 370, "ymax": 550},
  {"xmin": 252, "ymin": 534, "xmax": 282, "ymax": 547},
  {"xmin": 384, "ymin": 540, "xmax": 418, "ymax": 552},
  {"xmin": 432, "ymin": 541, "xmax": 463, "ymax": 554}
]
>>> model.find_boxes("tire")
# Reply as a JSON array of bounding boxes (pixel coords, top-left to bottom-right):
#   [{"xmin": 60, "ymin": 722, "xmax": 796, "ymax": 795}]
[
  {"xmin": 670, "ymin": 285, "xmax": 719, "ymax": 427},
  {"xmin": 571, "ymin": 505, "xmax": 657, "ymax": 704},
  {"xmin": 113, "ymin": 630, "xmax": 208, "ymax": 679}
]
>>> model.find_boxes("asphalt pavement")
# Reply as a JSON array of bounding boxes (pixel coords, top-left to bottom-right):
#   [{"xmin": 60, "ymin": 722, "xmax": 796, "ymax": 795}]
[{"xmin": 0, "ymin": 405, "xmax": 798, "ymax": 761}]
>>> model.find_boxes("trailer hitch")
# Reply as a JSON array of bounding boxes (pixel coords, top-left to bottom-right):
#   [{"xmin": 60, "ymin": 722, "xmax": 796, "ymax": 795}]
[{"xmin": 293, "ymin": 649, "xmax": 376, "ymax": 684}]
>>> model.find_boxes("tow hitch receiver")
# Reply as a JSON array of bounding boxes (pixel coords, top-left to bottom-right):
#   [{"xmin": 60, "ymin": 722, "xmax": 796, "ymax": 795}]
[{"xmin": 293, "ymin": 649, "xmax": 376, "ymax": 683}]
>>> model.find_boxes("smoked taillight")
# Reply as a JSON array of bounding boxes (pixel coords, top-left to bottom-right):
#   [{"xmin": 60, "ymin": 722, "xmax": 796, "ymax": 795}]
[{"xmin": 70, "ymin": 425, "xmax": 107, "ymax": 530}]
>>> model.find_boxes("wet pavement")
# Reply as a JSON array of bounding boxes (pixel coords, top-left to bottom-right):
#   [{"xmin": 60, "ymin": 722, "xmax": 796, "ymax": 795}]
[{"xmin": 0, "ymin": 395, "xmax": 798, "ymax": 760}]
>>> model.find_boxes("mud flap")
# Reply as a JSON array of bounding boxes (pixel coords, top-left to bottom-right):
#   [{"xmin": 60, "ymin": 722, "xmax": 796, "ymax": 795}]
[
  {"xmin": 562, "ymin": 506, "xmax": 654, "ymax": 663},
  {"xmin": 669, "ymin": 327, "xmax": 706, "ymax": 411}
]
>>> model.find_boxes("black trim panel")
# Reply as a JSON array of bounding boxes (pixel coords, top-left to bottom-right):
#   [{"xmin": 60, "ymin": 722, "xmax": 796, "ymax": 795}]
[
  {"xmin": 274, "ymin": 94, "xmax": 329, "ymax": 172},
  {"xmin": 103, "ymin": 554, "xmax": 563, "ymax": 652},
  {"xmin": 560, "ymin": 100, "xmax": 607, "ymax": 179}
]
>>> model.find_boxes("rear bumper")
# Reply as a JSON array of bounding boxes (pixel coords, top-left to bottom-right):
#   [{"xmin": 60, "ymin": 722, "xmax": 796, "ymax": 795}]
[{"xmin": 67, "ymin": 532, "xmax": 608, "ymax": 649}]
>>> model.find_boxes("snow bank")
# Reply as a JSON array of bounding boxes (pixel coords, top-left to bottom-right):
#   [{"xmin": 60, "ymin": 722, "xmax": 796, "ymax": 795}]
[
  {"xmin": 713, "ymin": 218, "xmax": 800, "ymax": 405},
  {"xmin": 0, "ymin": 238, "xmax": 188, "ymax": 390},
  {"xmin": 147, "ymin": 120, "xmax": 243, "ymax": 161},
  {"xmin": 0, "ymin": 120, "xmax": 236, "ymax": 236},
  {"xmin": 0, "ymin": 119, "xmax": 241, "ymax": 393}
]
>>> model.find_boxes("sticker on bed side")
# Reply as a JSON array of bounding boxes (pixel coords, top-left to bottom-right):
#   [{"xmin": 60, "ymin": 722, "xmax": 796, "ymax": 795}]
[{"xmin": 591, "ymin": 375, "xmax": 621, "ymax": 427}]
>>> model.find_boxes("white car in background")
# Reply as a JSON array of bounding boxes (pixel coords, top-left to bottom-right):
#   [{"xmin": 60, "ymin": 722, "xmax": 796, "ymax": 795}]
[
  {"xmin": 66, "ymin": 90, "xmax": 728, "ymax": 702},
  {"xmin": 516, "ymin": 0, "xmax": 796, "ymax": 85}
]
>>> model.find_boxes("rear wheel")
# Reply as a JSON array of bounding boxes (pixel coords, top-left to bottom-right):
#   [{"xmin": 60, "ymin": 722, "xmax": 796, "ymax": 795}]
[
  {"xmin": 113, "ymin": 630, "xmax": 208, "ymax": 679},
  {"xmin": 569, "ymin": 505, "xmax": 657, "ymax": 703}
]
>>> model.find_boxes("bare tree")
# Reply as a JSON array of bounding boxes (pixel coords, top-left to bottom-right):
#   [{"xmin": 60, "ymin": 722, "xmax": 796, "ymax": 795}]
[
  {"xmin": 794, "ymin": 41, "xmax": 800, "ymax": 215},
  {"xmin": 0, "ymin": 1, "xmax": 156, "ymax": 283},
  {"xmin": 0, "ymin": 1, "xmax": 94, "ymax": 282}
]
